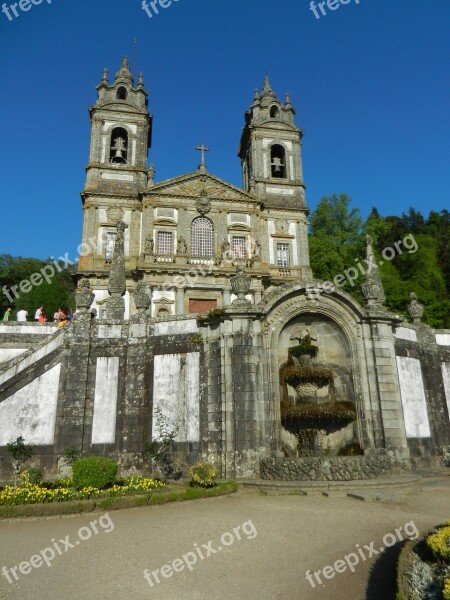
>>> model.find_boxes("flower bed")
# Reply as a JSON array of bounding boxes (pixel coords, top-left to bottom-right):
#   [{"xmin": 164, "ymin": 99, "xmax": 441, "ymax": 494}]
[
  {"xmin": 397, "ymin": 521, "xmax": 450, "ymax": 600},
  {"xmin": 0, "ymin": 474, "xmax": 164, "ymax": 506}
]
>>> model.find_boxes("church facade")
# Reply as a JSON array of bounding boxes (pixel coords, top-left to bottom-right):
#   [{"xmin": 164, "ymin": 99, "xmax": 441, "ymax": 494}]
[
  {"xmin": 78, "ymin": 57, "xmax": 311, "ymax": 319},
  {"xmin": 0, "ymin": 58, "xmax": 449, "ymax": 480}
]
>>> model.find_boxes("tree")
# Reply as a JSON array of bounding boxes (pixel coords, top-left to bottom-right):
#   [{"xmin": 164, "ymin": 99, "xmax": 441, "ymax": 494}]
[
  {"xmin": 309, "ymin": 194, "xmax": 364, "ymax": 296},
  {"xmin": 6, "ymin": 436, "xmax": 35, "ymax": 486},
  {"xmin": 142, "ymin": 406, "xmax": 180, "ymax": 479},
  {"xmin": 0, "ymin": 254, "xmax": 76, "ymax": 319}
]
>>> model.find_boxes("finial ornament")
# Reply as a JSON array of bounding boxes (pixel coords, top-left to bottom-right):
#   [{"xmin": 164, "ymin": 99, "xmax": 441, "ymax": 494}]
[
  {"xmin": 134, "ymin": 282, "xmax": 151, "ymax": 313},
  {"xmin": 115, "ymin": 56, "xmax": 134, "ymax": 84},
  {"xmin": 106, "ymin": 220, "xmax": 127, "ymax": 319},
  {"xmin": 147, "ymin": 163, "xmax": 155, "ymax": 188},
  {"xmin": 138, "ymin": 72, "xmax": 144, "ymax": 87},
  {"xmin": 102, "ymin": 68, "xmax": 108, "ymax": 84},
  {"xmin": 407, "ymin": 292, "xmax": 424, "ymax": 323},
  {"xmin": 75, "ymin": 278, "xmax": 95, "ymax": 314},
  {"xmin": 230, "ymin": 266, "xmax": 252, "ymax": 307},
  {"xmin": 360, "ymin": 235, "xmax": 386, "ymax": 308},
  {"xmin": 285, "ymin": 92, "xmax": 293, "ymax": 110}
]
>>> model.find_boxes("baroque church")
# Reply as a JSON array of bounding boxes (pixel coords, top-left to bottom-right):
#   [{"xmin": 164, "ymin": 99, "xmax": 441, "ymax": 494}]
[
  {"xmin": 0, "ymin": 58, "xmax": 449, "ymax": 480},
  {"xmin": 79, "ymin": 57, "xmax": 311, "ymax": 319}
]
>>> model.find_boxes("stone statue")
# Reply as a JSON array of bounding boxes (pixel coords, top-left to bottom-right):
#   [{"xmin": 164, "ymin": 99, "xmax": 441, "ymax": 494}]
[
  {"xmin": 221, "ymin": 240, "xmax": 230, "ymax": 259},
  {"xmin": 254, "ymin": 240, "xmax": 261, "ymax": 258},
  {"xmin": 145, "ymin": 235, "xmax": 154, "ymax": 255},
  {"xmin": 177, "ymin": 236, "xmax": 187, "ymax": 254}
]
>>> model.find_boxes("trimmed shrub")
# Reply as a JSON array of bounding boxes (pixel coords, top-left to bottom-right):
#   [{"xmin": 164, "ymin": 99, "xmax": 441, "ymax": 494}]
[
  {"xmin": 427, "ymin": 522, "xmax": 450, "ymax": 562},
  {"xmin": 72, "ymin": 457, "xmax": 117, "ymax": 490},
  {"xmin": 188, "ymin": 463, "xmax": 217, "ymax": 488},
  {"xmin": 23, "ymin": 468, "xmax": 43, "ymax": 486}
]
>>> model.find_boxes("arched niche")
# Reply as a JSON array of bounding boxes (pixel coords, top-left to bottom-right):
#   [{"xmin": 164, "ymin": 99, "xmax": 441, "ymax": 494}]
[{"xmin": 277, "ymin": 313, "xmax": 359, "ymax": 456}]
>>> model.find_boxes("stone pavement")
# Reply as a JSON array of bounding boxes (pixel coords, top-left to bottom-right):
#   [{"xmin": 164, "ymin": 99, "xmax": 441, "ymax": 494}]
[{"xmin": 0, "ymin": 471, "xmax": 448, "ymax": 600}]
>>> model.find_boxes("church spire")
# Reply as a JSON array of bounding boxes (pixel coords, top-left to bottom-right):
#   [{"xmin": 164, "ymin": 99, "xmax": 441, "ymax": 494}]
[
  {"xmin": 115, "ymin": 56, "xmax": 134, "ymax": 84},
  {"xmin": 260, "ymin": 75, "xmax": 276, "ymax": 100}
]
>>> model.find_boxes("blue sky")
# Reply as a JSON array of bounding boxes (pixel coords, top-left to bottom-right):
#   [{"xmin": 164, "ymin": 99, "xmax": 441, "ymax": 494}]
[{"xmin": 0, "ymin": 0, "xmax": 449, "ymax": 259}]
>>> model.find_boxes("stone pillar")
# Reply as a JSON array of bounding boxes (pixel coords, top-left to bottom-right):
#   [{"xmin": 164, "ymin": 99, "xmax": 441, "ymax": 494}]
[
  {"xmin": 176, "ymin": 287, "xmax": 185, "ymax": 315},
  {"xmin": 367, "ymin": 316, "xmax": 409, "ymax": 451},
  {"xmin": 55, "ymin": 314, "xmax": 93, "ymax": 455},
  {"xmin": 223, "ymin": 288, "xmax": 231, "ymax": 307}
]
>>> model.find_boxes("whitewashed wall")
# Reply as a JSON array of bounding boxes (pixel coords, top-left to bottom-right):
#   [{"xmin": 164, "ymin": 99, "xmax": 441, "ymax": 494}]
[
  {"xmin": 396, "ymin": 357, "xmax": 431, "ymax": 438},
  {"xmin": 152, "ymin": 353, "xmax": 200, "ymax": 443},
  {"xmin": 92, "ymin": 357, "xmax": 120, "ymax": 444},
  {"xmin": 0, "ymin": 364, "xmax": 61, "ymax": 446},
  {"xmin": 0, "ymin": 349, "xmax": 27, "ymax": 364},
  {"xmin": 441, "ymin": 363, "xmax": 450, "ymax": 422}
]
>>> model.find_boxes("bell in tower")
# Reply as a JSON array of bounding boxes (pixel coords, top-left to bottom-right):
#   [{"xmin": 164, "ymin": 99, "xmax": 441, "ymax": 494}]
[{"xmin": 110, "ymin": 130, "xmax": 128, "ymax": 164}]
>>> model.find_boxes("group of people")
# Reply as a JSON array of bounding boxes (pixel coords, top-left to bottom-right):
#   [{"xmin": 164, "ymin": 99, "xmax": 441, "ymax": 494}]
[{"xmin": 2, "ymin": 306, "xmax": 74, "ymax": 327}]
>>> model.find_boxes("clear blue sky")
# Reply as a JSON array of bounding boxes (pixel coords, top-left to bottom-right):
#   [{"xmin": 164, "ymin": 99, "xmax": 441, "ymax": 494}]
[{"xmin": 0, "ymin": 0, "xmax": 449, "ymax": 259}]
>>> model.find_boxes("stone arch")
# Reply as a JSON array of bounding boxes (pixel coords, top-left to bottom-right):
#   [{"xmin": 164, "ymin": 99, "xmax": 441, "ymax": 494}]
[{"xmin": 261, "ymin": 284, "xmax": 369, "ymax": 455}]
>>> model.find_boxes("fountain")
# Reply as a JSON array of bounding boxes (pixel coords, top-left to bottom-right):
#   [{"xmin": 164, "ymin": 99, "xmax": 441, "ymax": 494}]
[{"xmin": 280, "ymin": 327, "xmax": 356, "ymax": 457}]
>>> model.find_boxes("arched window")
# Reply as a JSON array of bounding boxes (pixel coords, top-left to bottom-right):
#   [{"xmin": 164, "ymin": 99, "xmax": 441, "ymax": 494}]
[
  {"xmin": 270, "ymin": 105, "xmax": 279, "ymax": 118},
  {"xmin": 270, "ymin": 144, "xmax": 286, "ymax": 178},
  {"xmin": 117, "ymin": 87, "xmax": 128, "ymax": 100},
  {"xmin": 110, "ymin": 127, "xmax": 128, "ymax": 164},
  {"xmin": 191, "ymin": 217, "xmax": 214, "ymax": 257}
]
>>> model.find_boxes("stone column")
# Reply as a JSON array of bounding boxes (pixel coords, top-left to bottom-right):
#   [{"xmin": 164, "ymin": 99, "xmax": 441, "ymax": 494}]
[
  {"xmin": 176, "ymin": 287, "xmax": 185, "ymax": 315},
  {"xmin": 223, "ymin": 288, "xmax": 231, "ymax": 307}
]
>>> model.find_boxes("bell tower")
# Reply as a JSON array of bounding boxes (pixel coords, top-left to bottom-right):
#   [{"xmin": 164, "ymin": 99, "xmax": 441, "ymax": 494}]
[
  {"xmin": 238, "ymin": 76, "xmax": 307, "ymax": 210},
  {"xmin": 79, "ymin": 57, "xmax": 152, "ymax": 274},
  {"xmin": 83, "ymin": 56, "xmax": 152, "ymax": 195}
]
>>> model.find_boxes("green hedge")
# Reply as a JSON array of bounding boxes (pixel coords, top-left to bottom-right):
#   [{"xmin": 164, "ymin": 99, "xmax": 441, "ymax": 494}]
[{"xmin": 72, "ymin": 457, "xmax": 117, "ymax": 490}]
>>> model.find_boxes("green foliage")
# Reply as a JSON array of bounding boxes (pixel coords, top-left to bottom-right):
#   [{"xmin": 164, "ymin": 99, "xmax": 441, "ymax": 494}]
[
  {"xmin": 6, "ymin": 436, "xmax": 34, "ymax": 474},
  {"xmin": 289, "ymin": 334, "xmax": 319, "ymax": 359},
  {"xmin": 188, "ymin": 463, "xmax": 218, "ymax": 488},
  {"xmin": 63, "ymin": 446, "xmax": 82, "ymax": 466},
  {"xmin": 0, "ymin": 254, "xmax": 76, "ymax": 319},
  {"xmin": 72, "ymin": 457, "xmax": 118, "ymax": 490},
  {"xmin": 427, "ymin": 522, "xmax": 450, "ymax": 562},
  {"xmin": 309, "ymin": 198, "xmax": 450, "ymax": 328},
  {"xmin": 143, "ymin": 407, "xmax": 180, "ymax": 478},
  {"xmin": 308, "ymin": 194, "xmax": 365, "ymax": 299},
  {"xmin": 23, "ymin": 468, "xmax": 43, "ymax": 486}
]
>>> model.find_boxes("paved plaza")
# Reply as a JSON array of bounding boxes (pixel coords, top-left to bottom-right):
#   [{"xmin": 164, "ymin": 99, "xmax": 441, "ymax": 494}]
[{"xmin": 0, "ymin": 472, "xmax": 449, "ymax": 600}]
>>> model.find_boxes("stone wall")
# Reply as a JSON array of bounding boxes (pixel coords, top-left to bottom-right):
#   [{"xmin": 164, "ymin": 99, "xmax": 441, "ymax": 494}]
[{"xmin": 260, "ymin": 452, "xmax": 412, "ymax": 481}]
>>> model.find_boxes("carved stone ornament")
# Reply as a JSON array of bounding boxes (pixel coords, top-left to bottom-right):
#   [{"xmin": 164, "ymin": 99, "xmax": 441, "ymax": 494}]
[
  {"xmin": 134, "ymin": 282, "xmax": 151, "ymax": 312},
  {"xmin": 196, "ymin": 193, "xmax": 211, "ymax": 215},
  {"xmin": 75, "ymin": 278, "xmax": 95, "ymax": 313},
  {"xmin": 275, "ymin": 219, "xmax": 289, "ymax": 234},
  {"xmin": 407, "ymin": 292, "xmax": 424, "ymax": 323},
  {"xmin": 230, "ymin": 266, "xmax": 252, "ymax": 307},
  {"xmin": 106, "ymin": 207, "xmax": 124, "ymax": 225}
]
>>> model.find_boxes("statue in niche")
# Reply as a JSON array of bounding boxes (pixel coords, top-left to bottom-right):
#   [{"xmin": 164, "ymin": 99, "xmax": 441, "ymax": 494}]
[
  {"xmin": 221, "ymin": 239, "xmax": 230, "ymax": 260},
  {"xmin": 253, "ymin": 240, "xmax": 261, "ymax": 259},
  {"xmin": 145, "ymin": 235, "xmax": 154, "ymax": 255},
  {"xmin": 177, "ymin": 236, "xmax": 187, "ymax": 255}
]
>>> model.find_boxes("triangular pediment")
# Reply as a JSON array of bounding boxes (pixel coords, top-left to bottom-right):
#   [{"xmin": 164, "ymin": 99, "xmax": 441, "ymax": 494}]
[{"xmin": 146, "ymin": 171, "xmax": 259, "ymax": 204}]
